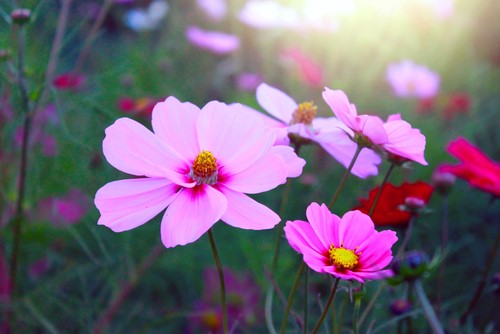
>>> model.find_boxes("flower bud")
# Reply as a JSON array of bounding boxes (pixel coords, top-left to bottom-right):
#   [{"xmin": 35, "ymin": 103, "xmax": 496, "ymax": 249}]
[
  {"xmin": 390, "ymin": 299, "xmax": 412, "ymax": 316},
  {"xmin": 404, "ymin": 196, "xmax": 426, "ymax": 213},
  {"xmin": 10, "ymin": 8, "xmax": 31, "ymax": 24},
  {"xmin": 391, "ymin": 250, "xmax": 429, "ymax": 282},
  {"xmin": 432, "ymin": 169, "xmax": 456, "ymax": 196}
]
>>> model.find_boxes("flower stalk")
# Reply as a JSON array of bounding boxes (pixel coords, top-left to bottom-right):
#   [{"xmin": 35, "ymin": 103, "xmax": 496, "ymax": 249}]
[
  {"xmin": 208, "ymin": 229, "xmax": 228, "ymax": 334},
  {"xmin": 368, "ymin": 162, "xmax": 396, "ymax": 216},
  {"xmin": 311, "ymin": 277, "xmax": 340, "ymax": 334},
  {"xmin": 328, "ymin": 144, "xmax": 363, "ymax": 209},
  {"xmin": 279, "ymin": 261, "xmax": 305, "ymax": 334},
  {"xmin": 412, "ymin": 279, "xmax": 444, "ymax": 334}
]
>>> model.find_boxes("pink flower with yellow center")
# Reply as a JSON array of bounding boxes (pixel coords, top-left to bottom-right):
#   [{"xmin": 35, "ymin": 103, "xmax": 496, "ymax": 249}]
[
  {"xmin": 284, "ymin": 203, "xmax": 398, "ymax": 283},
  {"xmin": 250, "ymin": 83, "xmax": 382, "ymax": 178},
  {"xmin": 322, "ymin": 88, "xmax": 428, "ymax": 165},
  {"xmin": 95, "ymin": 96, "xmax": 305, "ymax": 248}
]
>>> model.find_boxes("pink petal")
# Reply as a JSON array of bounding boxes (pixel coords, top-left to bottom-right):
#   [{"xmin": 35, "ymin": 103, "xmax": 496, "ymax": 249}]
[
  {"xmin": 95, "ymin": 178, "xmax": 179, "ymax": 232},
  {"xmin": 358, "ymin": 230, "xmax": 398, "ymax": 270},
  {"xmin": 221, "ymin": 150, "xmax": 288, "ymax": 194},
  {"xmin": 103, "ymin": 118, "xmax": 195, "ymax": 187},
  {"xmin": 337, "ymin": 210, "xmax": 376, "ymax": 250},
  {"xmin": 218, "ymin": 185, "xmax": 280, "ymax": 229},
  {"xmin": 151, "ymin": 96, "xmax": 201, "ymax": 160},
  {"xmin": 359, "ymin": 115, "xmax": 388, "ymax": 145},
  {"xmin": 284, "ymin": 220, "xmax": 328, "ymax": 272},
  {"xmin": 256, "ymin": 83, "xmax": 296, "ymax": 123},
  {"xmin": 305, "ymin": 203, "xmax": 340, "ymax": 249},
  {"xmin": 160, "ymin": 184, "xmax": 227, "ymax": 247},
  {"xmin": 269, "ymin": 145, "xmax": 306, "ymax": 178},
  {"xmin": 197, "ymin": 101, "xmax": 274, "ymax": 174},
  {"xmin": 383, "ymin": 119, "xmax": 428, "ymax": 165},
  {"xmin": 322, "ymin": 88, "xmax": 359, "ymax": 131}
]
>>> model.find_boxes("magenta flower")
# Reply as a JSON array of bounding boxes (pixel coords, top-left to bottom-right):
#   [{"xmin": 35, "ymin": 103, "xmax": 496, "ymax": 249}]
[
  {"xmin": 284, "ymin": 203, "xmax": 398, "ymax": 283},
  {"xmin": 52, "ymin": 72, "xmax": 86, "ymax": 91},
  {"xmin": 38, "ymin": 189, "xmax": 88, "ymax": 227},
  {"xmin": 322, "ymin": 88, "xmax": 428, "ymax": 165},
  {"xmin": 185, "ymin": 26, "xmax": 240, "ymax": 55},
  {"xmin": 386, "ymin": 60, "xmax": 440, "ymax": 99},
  {"xmin": 95, "ymin": 97, "xmax": 305, "ymax": 248},
  {"xmin": 255, "ymin": 83, "xmax": 381, "ymax": 178}
]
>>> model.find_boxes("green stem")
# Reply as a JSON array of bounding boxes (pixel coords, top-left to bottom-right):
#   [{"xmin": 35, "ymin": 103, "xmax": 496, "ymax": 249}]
[
  {"xmin": 328, "ymin": 144, "xmax": 363, "ymax": 210},
  {"xmin": 413, "ymin": 279, "xmax": 444, "ymax": 334},
  {"xmin": 279, "ymin": 261, "xmax": 305, "ymax": 334},
  {"xmin": 368, "ymin": 163, "xmax": 396, "ymax": 216},
  {"xmin": 358, "ymin": 282, "xmax": 384, "ymax": 326},
  {"xmin": 396, "ymin": 214, "xmax": 416, "ymax": 257},
  {"xmin": 311, "ymin": 277, "xmax": 340, "ymax": 334},
  {"xmin": 353, "ymin": 297, "xmax": 361, "ymax": 334},
  {"xmin": 436, "ymin": 195, "xmax": 449, "ymax": 316},
  {"xmin": 303, "ymin": 267, "xmax": 309, "ymax": 334},
  {"xmin": 208, "ymin": 229, "xmax": 228, "ymax": 334}
]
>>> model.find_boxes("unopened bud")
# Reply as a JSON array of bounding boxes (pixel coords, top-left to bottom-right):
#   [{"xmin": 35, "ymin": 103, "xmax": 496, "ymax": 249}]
[
  {"xmin": 11, "ymin": 8, "xmax": 31, "ymax": 24},
  {"xmin": 432, "ymin": 170, "xmax": 456, "ymax": 196},
  {"xmin": 390, "ymin": 299, "xmax": 412, "ymax": 316},
  {"xmin": 404, "ymin": 196, "xmax": 426, "ymax": 213}
]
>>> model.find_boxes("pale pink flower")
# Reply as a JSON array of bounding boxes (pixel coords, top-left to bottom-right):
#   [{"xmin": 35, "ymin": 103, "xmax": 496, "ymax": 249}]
[
  {"xmin": 322, "ymin": 88, "xmax": 428, "ymax": 165},
  {"xmin": 386, "ymin": 60, "xmax": 440, "ymax": 99},
  {"xmin": 284, "ymin": 203, "xmax": 398, "ymax": 283},
  {"xmin": 196, "ymin": 0, "xmax": 227, "ymax": 21},
  {"xmin": 95, "ymin": 97, "xmax": 305, "ymax": 248},
  {"xmin": 186, "ymin": 26, "xmax": 240, "ymax": 55},
  {"xmin": 255, "ymin": 83, "xmax": 381, "ymax": 178},
  {"xmin": 236, "ymin": 72, "xmax": 263, "ymax": 92}
]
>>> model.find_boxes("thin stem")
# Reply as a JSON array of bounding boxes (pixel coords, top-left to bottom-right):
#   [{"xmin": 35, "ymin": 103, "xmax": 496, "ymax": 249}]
[
  {"xmin": 412, "ymin": 279, "xmax": 445, "ymax": 334},
  {"xmin": 74, "ymin": 0, "xmax": 113, "ymax": 72},
  {"xmin": 459, "ymin": 230, "xmax": 500, "ymax": 324},
  {"xmin": 358, "ymin": 282, "xmax": 384, "ymax": 326},
  {"xmin": 10, "ymin": 20, "xmax": 32, "ymax": 294},
  {"xmin": 279, "ymin": 261, "xmax": 305, "ymax": 334},
  {"xmin": 353, "ymin": 297, "xmax": 361, "ymax": 334},
  {"xmin": 328, "ymin": 144, "xmax": 363, "ymax": 210},
  {"xmin": 311, "ymin": 277, "xmax": 340, "ymax": 334},
  {"xmin": 271, "ymin": 180, "xmax": 293, "ymax": 274},
  {"xmin": 368, "ymin": 163, "xmax": 396, "ymax": 216},
  {"xmin": 436, "ymin": 194, "xmax": 449, "ymax": 315},
  {"xmin": 208, "ymin": 229, "xmax": 228, "ymax": 334},
  {"xmin": 303, "ymin": 267, "xmax": 309, "ymax": 334},
  {"xmin": 396, "ymin": 214, "xmax": 417, "ymax": 257},
  {"xmin": 91, "ymin": 243, "xmax": 164, "ymax": 334}
]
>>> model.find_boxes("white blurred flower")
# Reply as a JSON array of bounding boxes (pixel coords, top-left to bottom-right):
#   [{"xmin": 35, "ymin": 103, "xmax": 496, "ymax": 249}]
[
  {"xmin": 124, "ymin": 0, "xmax": 169, "ymax": 31},
  {"xmin": 197, "ymin": 0, "xmax": 227, "ymax": 21}
]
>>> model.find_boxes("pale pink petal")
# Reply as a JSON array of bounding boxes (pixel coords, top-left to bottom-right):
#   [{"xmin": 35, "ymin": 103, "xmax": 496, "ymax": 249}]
[
  {"xmin": 383, "ymin": 119, "xmax": 427, "ymax": 165},
  {"xmin": 269, "ymin": 145, "xmax": 306, "ymax": 178},
  {"xmin": 284, "ymin": 220, "xmax": 328, "ymax": 272},
  {"xmin": 186, "ymin": 26, "xmax": 240, "ymax": 54},
  {"xmin": 222, "ymin": 151, "xmax": 288, "ymax": 194},
  {"xmin": 197, "ymin": 101, "xmax": 274, "ymax": 174},
  {"xmin": 256, "ymin": 83, "xmax": 297, "ymax": 123},
  {"xmin": 103, "ymin": 118, "xmax": 195, "ymax": 187},
  {"xmin": 322, "ymin": 88, "xmax": 360, "ymax": 132},
  {"xmin": 323, "ymin": 266, "xmax": 365, "ymax": 283},
  {"xmin": 160, "ymin": 184, "xmax": 227, "ymax": 247},
  {"xmin": 151, "ymin": 96, "xmax": 200, "ymax": 160},
  {"xmin": 358, "ymin": 115, "xmax": 388, "ymax": 145},
  {"xmin": 95, "ymin": 178, "xmax": 179, "ymax": 232},
  {"xmin": 305, "ymin": 202, "xmax": 341, "ymax": 248},
  {"xmin": 218, "ymin": 185, "xmax": 280, "ymax": 229},
  {"xmin": 358, "ymin": 230, "xmax": 398, "ymax": 270}
]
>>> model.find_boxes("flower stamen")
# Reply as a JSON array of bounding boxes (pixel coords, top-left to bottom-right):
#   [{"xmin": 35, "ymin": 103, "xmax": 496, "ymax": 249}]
[
  {"xmin": 291, "ymin": 101, "xmax": 317, "ymax": 125},
  {"xmin": 329, "ymin": 244, "xmax": 360, "ymax": 270},
  {"xmin": 190, "ymin": 150, "xmax": 218, "ymax": 185}
]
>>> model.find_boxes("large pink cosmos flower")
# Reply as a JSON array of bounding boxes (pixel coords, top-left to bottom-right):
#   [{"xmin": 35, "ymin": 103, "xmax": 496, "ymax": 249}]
[
  {"xmin": 95, "ymin": 97, "xmax": 305, "ymax": 248},
  {"xmin": 185, "ymin": 26, "xmax": 240, "ymax": 55},
  {"xmin": 438, "ymin": 137, "xmax": 500, "ymax": 197},
  {"xmin": 322, "ymin": 88, "xmax": 428, "ymax": 165},
  {"xmin": 253, "ymin": 83, "xmax": 381, "ymax": 178},
  {"xmin": 386, "ymin": 60, "xmax": 440, "ymax": 99},
  {"xmin": 284, "ymin": 203, "xmax": 398, "ymax": 283}
]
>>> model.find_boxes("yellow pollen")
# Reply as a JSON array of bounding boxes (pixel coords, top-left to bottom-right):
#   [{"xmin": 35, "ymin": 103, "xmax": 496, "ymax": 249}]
[
  {"xmin": 192, "ymin": 150, "xmax": 217, "ymax": 179},
  {"xmin": 329, "ymin": 245, "xmax": 360, "ymax": 270},
  {"xmin": 291, "ymin": 101, "xmax": 317, "ymax": 125}
]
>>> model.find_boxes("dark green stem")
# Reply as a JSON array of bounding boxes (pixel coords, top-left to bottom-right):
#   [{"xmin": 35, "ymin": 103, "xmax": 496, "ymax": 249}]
[
  {"xmin": 436, "ymin": 195, "xmax": 449, "ymax": 316},
  {"xmin": 328, "ymin": 144, "xmax": 363, "ymax": 210},
  {"xmin": 279, "ymin": 261, "xmax": 305, "ymax": 334},
  {"xmin": 358, "ymin": 282, "xmax": 384, "ymax": 326},
  {"xmin": 353, "ymin": 297, "xmax": 361, "ymax": 334},
  {"xmin": 311, "ymin": 278, "xmax": 340, "ymax": 334},
  {"xmin": 396, "ymin": 214, "xmax": 417, "ymax": 257},
  {"xmin": 413, "ymin": 279, "xmax": 445, "ymax": 334},
  {"xmin": 368, "ymin": 163, "xmax": 396, "ymax": 216},
  {"xmin": 208, "ymin": 229, "xmax": 228, "ymax": 334},
  {"xmin": 303, "ymin": 267, "xmax": 309, "ymax": 334}
]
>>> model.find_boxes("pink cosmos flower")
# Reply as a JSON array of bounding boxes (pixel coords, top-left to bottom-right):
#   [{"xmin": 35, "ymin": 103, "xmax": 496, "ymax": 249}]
[
  {"xmin": 386, "ymin": 60, "xmax": 440, "ymax": 99},
  {"xmin": 254, "ymin": 83, "xmax": 381, "ymax": 178},
  {"xmin": 284, "ymin": 203, "xmax": 398, "ymax": 283},
  {"xmin": 281, "ymin": 48, "xmax": 324, "ymax": 87},
  {"xmin": 322, "ymin": 88, "xmax": 428, "ymax": 165},
  {"xmin": 438, "ymin": 137, "xmax": 500, "ymax": 197},
  {"xmin": 186, "ymin": 26, "xmax": 240, "ymax": 55},
  {"xmin": 95, "ymin": 97, "xmax": 305, "ymax": 248}
]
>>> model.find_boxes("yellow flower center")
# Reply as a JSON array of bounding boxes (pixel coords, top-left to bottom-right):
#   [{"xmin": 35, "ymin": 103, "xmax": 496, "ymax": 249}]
[
  {"xmin": 329, "ymin": 244, "xmax": 360, "ymax": 270},
  {"xmin": 190, "ymin": 150, "xmax": 218, "ymax": 185},
  {"xmin": 291, "ymin": 101, "xmax": 317, "ymax": 125}
]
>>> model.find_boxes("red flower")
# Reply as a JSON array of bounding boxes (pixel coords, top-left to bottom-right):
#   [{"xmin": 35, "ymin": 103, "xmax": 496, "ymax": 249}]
[
  {"xmin": 443, "ymin": 92, "xmax": 471, "ymax": 120},
  {"xmin": 354, "ymin": 181, "xmax": 434, "ymax": 226},
  {"xmin": 117, "ymin": 96, "xmax": 159, "ymax": 117},
  {"xmin": 52, "ymin": 72, "xmax": 85, "ymax": 90},
  {"xmin": 439, "ymin": 137, "xmax": 500, "ymax": 197}
]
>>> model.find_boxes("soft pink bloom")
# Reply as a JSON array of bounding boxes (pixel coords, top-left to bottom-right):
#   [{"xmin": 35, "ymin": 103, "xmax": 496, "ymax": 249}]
[
  {"xmin": 281, "ymin": 48, "xmax": 324, "ymax": 87},
  {"xmin": 52, "ymin": 72, "xmax": 86, "ymax": 91},
  {"xmin": 255, "ymin": 83, "xmax": 381, "ymax": 178},
  {"xmin": 186, "ymin": 26, "xmax": 240, "ymax": 55},
  {"xmin": 386, "ymin": 60, "xmax": 440, "ymax": 99},
  {"xmin": 322, "ymin": 88, "xmax": 428, "ymax": 165},
  {"xmin": 284, "ymin": 203, "xmax": 398, "ymax": 283},
  {"xmin": 439, "ymin": 137, "xmax": 500, "ymax": 197},
  {"xmin": 196, "ymin": 0, "xmax": 227, "ymax": 21},
  {"xmin": 236, "ymin": 72, "xmax": 263, "ymax": 92},
  {"xmin": 38, "ymin": 189, "xmax": 88, "ymax": 227},
  {"xmin": 95, "ymin": 96, "xmax": 305, "ymax": 248}
]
